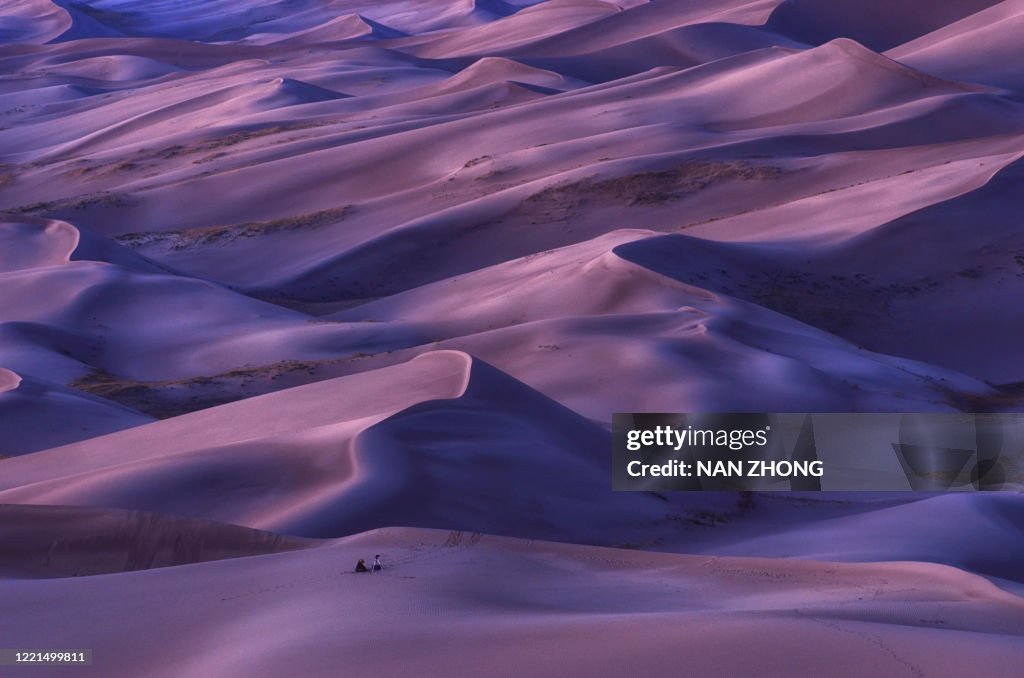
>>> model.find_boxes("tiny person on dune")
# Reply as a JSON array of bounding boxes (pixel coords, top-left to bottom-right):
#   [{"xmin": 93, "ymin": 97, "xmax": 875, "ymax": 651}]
[
  {"xmin": 372, "ymin": 555, "xmax": 383, "ymax": 572},
  {"xmin": 354, "ymin": 559, "xmax": 369, "ymax": 573}
]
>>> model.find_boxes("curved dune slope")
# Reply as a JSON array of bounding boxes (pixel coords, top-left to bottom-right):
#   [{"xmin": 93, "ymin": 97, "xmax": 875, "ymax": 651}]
[
  {"xmin": 0, "ymin": 368, "xmax": 153, "ymax": 456},
  {"xmin": 0, "ymin": 352, "xmax": 675, "ymax": 541},
  {"xmin": 887, "ymin": 0, "xmax": 1024, "ymax": 92},
  {"xmin": 766, "ymin": 0, "xmax": 1003, "ymax": 51}
]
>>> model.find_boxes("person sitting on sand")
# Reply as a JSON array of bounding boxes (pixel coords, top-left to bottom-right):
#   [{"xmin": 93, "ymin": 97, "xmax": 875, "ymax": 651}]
[
  {"xmin": 354, "ymin": 559, "xmax": 369, "ymax": 573},
  {"xmin": 371, "ymin": 555, "xmax": 383, "ymax": 572}
]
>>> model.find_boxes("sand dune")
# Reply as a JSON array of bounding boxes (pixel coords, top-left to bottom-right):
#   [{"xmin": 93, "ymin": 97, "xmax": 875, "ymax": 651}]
[
  {"xmin": 3, "ymin": 1, "xmax": 1024, "ymax": 675},
  {"xmin": 8, "ymin": 37, "xmax": 1012, "ymax": 307},
  {"xmin": 0, "ymin": 368, "xmax": 152, "ymax": 456},
  {"xmin": 613, "ymin": 154, "xmax": 1024, "ymax": 383},
  {"xmin": 888, "ymin": 0, "xmax": 1024, "ymax": 92},
  {"xmin": 687, "ymin": 493, "xmax": 1024, "ymax": 583},
  {"xmin": 3, "ymin": 0, "xmax": 1020, "ymax": 500},
  {"xmin": 0, "ymin": 504, "xmax": 311, "ymax": 577},
  {"xmin": 412, "ymin": 0, "xmax": 795, "ymax": 74},
  {"xmin": 0, "ymin": 0, "xmax": 73, "ymax": 45},
  {"xmin": 0, "ymin": 352, "xmax": 677, "ymax": 542},
  {"xmin": 1, "ymin": 0, "xmax": 1019, "ymax": 434},
  {"xmin": 329, "ymin": 231, "xmax": 995, "ymax": 417},
  {"xmin": 256, "ymin": 14, "xmax": 406, "ymax": 46},
  {"xmin": 766, "ymin": 0, "xmax": 1002, "ymax": 51},
  {"xmin": 3, "ymin": 527, "xmax": 1024, "ymax": 677}
]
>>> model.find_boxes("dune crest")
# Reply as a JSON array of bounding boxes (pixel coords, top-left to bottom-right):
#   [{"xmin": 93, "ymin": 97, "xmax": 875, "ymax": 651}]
[
  {"xmin": 0, "ymin": 352, "xmax": 670, "ymax": 542},
  {"xmin": 766, "ymin": 0, "xmax": 1002, "ymax": 51},
  {"xmin": 0, "ymin": 368, "xmax": 22, "ymax": 393}
]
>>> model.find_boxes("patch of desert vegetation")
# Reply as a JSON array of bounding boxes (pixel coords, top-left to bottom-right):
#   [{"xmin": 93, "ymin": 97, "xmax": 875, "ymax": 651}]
[
  {"xmin": 10, "ymin": 191, "xmax": 135, "ymax": 216},
  {"xmin": 527, "ymin": 160, "xmax": 782, "ymax": 208},
  {"xmin": 149, "ymin": 121, "xmax": 331, "ymax": 162},
  {"xmin": 115, "ymin": 205, "xmax": 352, "ymax": 249},
  {"xmin": 68, "ymin": 358, "xmax": 341, "ymax": 418}
]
